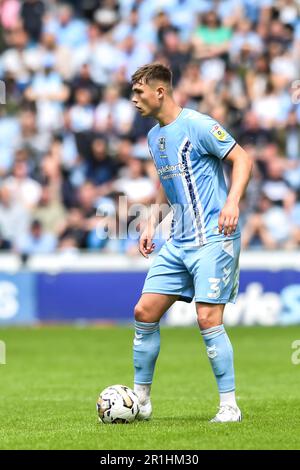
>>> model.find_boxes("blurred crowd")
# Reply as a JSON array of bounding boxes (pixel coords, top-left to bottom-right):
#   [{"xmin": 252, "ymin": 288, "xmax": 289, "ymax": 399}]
[{"xmin": 1, "ymin": 0, "xmax": 300, "ymax": 255}]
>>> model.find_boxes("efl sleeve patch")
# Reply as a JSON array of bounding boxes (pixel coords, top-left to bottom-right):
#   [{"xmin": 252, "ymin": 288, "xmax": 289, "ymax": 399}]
[{"xmin": 210, "ymin": 124, "xmax": 228, "ymax": 141}]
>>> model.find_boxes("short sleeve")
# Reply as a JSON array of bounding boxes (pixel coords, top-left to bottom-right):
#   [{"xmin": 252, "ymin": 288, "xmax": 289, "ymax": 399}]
[{"xmin": 199, "ymin": 117, "xmax": 236, "ymax": 160}]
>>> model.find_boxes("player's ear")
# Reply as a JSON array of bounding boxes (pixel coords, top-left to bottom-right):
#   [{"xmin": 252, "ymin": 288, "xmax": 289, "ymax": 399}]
[{"xmin": 156, "ymin": 85, "xmax": 165, "ymax": 99}]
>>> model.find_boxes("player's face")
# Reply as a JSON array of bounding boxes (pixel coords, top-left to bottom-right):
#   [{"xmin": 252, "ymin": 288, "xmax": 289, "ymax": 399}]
[{"xmin": 131, "ymin": 81, "xmax": 161, "ymax": 117}]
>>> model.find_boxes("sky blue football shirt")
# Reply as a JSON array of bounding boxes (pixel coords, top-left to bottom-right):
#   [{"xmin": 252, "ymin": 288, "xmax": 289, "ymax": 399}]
[{"xmin": 147, "ymin": 108, "xmax": 240, "ymax": 247}]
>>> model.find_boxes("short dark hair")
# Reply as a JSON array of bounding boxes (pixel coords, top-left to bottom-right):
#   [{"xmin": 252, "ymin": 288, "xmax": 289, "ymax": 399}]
[{"xmin": 131, "ymin": 63, "xmax": 172, "ymax": 88}]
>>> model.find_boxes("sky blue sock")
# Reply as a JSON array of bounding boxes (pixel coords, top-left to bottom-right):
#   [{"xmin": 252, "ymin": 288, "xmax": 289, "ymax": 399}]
[
  {"xmin": 133, "ymin": 321, "xmax": 160, "ymax": 385},
  {"xmin": 201, "ymin": 324, "xmax": 235, "ymax": 393}
]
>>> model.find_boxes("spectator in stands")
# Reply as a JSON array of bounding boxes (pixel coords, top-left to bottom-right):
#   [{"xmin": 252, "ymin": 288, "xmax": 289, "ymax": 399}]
[
  {"xmin": 68, "ymin": 87, "xmax": 95, "ymax": 133},
  {"xmin": 73, "ymin": 21, "xmax": 123, "ymax": 86},
  {"xmin": 2, "ymin": 156, "xmax": 42, "ymax": 210},
  {"xmin": 58, "ymin": 207, "xmax": 86, "ymax": 249},
  {"xmin": 24, "ymin": 54, "xmax": 69, "ymax": 132},
  {"xmin": 35, "ymin": 30, "xmax": 74, "ymax": 81},
  {"xmin": 1, "ymin": 23, "xmax": 31, "ymax": 87},
  {"xmin": 94, "ymin": 84, "xmax": 134, "ymax": 136},
  {"xmin": 114, "ymin": 157, "xmax": 156, "ymax": 208},
  {"xmin": 85, "ymin": 136, "xmax": 117, "ymax": 189},
  {"xmin": 177, "ymin": 60, "xmax": 212, "ymax": 107},
  {"xmin": 70, "ymin": 62, "xmax": 100, "ymax": 105},
  {"xmin": 33, "ymin": 184, "xmax": 66, "ymax": 236},
  {"xmin": 44, "ymin": 3, "xmax": 88, "ymax": 49},
  {"xmin": 160, "ymin": 27, "xmax": 190, "ymax": 86},
  {"xmin": 192, "ymin": 11, "xmax": 232, "ymax": 60},
  {"xmin": 16, "ymin": 218, "xmax": 57, "ymax": 255},
  {"xmin": 16, "ymin": 108, "xmax": 51, "ymax": 176},
  {"xmin": 242, "ymin": 194, "xmax": 294, "ymax": 250},
  {"xmin": 0, "ymin": 185, "xmax": 29, "ymax": 248},
  {"xmin": 229, "ymin": 18, "xmax": 264, "ymax": 63},
  {"xmin": 21, "ymin": 0, "xmax": 45, "ymax": 43}
]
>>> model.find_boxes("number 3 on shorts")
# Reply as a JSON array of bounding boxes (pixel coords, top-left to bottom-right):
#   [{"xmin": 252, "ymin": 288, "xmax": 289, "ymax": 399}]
[{"xmin": 207, "ymin": 277, "xmax": 221, "ymax": 300}]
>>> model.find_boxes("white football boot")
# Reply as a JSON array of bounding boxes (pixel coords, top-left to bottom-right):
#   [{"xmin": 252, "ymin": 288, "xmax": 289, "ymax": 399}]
[
  {"xmin": 137, "ymin": 400, "xmax": 152, "ymax": 420},
  {"xmin": 134, "ymin": 384, "xmax": 152, "ymax": 420},
  {"xmin": 210, "ymin": 404, "xmax": 242, "ymax": 423}
]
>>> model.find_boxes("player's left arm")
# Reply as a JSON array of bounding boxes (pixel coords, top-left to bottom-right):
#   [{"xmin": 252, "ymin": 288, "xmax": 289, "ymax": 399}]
[{"xmin": 219, "ymin": 143, "xmax": 253, "ymax": 236}]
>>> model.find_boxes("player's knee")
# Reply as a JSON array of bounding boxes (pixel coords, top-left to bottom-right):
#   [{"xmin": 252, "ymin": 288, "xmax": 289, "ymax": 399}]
[
  {"xmin": 197, "ymin": 312, "xmax": 217, "ymax": 330},
  {"xmin": 134, "ymin": 303, "xmax": 151, "ymax": 322},
  {"xmin": 197, "ymin": 303, "xmax": 224, "ymax": 330}
]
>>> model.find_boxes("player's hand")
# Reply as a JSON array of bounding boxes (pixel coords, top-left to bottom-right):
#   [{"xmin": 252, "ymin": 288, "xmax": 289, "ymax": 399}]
[
  {"xmin": 139, "ymin": 226, "xmax": 156, "ymax": 258},
  {"xmin": 218, "ymin": 200, "xmax": 239, "ymax": 237}
]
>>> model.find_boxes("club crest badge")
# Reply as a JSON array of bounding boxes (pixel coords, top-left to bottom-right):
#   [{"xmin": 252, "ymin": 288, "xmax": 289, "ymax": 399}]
[{"xmin": 158, "ymin": 137, "xmax": 166, "ymax": 152}]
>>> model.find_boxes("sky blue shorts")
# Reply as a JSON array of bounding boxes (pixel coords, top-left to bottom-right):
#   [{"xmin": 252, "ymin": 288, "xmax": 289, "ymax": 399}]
[{"xmin": 142, "ymin": 238, "xmax": 241, "ymax": 304}]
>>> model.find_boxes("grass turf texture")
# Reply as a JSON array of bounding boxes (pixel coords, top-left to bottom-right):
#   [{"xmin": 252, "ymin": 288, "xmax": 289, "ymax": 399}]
[{"xmin": 0, "ymin": 326, "xmax": 299, "ymax": 450}]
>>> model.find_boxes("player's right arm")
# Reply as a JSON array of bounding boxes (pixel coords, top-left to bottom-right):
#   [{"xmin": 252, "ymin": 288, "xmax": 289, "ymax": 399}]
[{"xmin": 139, "ymin": 184, "xmax": 169, "ymax": 258}]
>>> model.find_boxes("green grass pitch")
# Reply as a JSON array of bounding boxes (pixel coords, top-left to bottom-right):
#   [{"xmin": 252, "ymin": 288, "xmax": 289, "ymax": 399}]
[{"xmin": 0, "ymin": 325, "xmax": 299, "ymax": 450}]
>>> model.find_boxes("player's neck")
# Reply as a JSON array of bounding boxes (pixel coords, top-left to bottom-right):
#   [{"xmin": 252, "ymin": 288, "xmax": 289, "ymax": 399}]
[{"xmin": 156, "ymin": 100, "xmax": 183, "ymax": 127}]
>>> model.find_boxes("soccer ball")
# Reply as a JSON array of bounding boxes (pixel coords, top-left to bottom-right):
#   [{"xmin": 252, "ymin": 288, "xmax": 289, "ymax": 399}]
[{"xmin": 96, "ymin": 384, "xmax": 139, "ymax": 424}]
